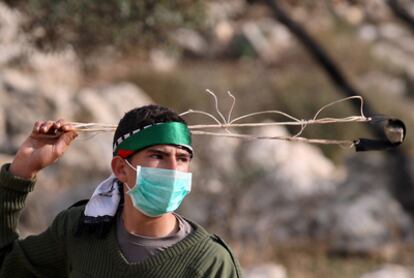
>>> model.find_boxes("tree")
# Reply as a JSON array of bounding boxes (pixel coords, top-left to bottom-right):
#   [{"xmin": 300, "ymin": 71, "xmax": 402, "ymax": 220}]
[{"xmin": 5, "ymin": 1, "xmax": 205, "ymax": 59}]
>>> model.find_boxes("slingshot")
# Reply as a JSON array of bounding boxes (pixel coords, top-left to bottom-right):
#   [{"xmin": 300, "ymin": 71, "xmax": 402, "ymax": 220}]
[{"xmin": 67, "ymin": 90, "xmax": 406, "ymax": 152}]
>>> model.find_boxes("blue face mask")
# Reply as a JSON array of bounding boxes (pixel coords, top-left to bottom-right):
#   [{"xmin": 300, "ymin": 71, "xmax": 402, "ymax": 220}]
[{"xmin": 124, "ymin": 161, "xmax": 192, "ymax": 217}]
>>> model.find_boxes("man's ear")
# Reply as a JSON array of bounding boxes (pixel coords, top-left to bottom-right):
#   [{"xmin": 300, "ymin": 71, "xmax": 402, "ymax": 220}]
[{"xmin": 111, "ymin": 156, "xmax": 128, "ymax": 183}]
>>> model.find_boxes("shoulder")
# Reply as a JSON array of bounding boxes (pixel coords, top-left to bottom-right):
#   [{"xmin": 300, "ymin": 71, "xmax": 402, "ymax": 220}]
[
  {"xmin": 185, "ymin": 219, "xmax": 243, "ymax": 277},
  {"xmin": 209, "ymin": 234, "xmax": 237, "ymax": 257},
  {"xmin": 199, "ymin": 234, "xmax": 243, "ymax": 277},
  {"xmin": 59, "ymin": 200, "xmax": 87, "ymax": 222},
  {"xmin": 207, "ymin": 234, "xmax": 241, "ymax": 268},
  {"xmin": 50, "ymin": 201, "xmax": 86, "ymax": 238}
]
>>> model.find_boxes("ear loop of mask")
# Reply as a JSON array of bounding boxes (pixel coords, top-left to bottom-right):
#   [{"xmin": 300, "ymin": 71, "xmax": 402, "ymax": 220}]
[{"xmin": 123, "ymin": 159, "xmax": 140, "ymax": 192}]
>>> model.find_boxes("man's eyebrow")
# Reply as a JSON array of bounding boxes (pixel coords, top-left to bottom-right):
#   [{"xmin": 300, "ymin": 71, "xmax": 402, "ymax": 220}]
[
  {"xmin": 146, "ymin": 149, "xmax": 169, "ymax": 155},
  {"xmin": 176, "ymin": 152, "xmax": 191, "ymax": 157},
  {"xmin": 146, "ymin": 148, "xmax": 191, "ymax": 157}
]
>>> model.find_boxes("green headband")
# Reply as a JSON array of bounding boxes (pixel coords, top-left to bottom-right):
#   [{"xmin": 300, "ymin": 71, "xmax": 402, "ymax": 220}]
[{"xmin": 113, "ymin": 122, "xmax": 192, "ymax": 158}]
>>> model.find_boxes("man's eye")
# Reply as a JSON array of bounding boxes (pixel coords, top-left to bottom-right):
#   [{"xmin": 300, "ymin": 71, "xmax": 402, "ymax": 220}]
[
  {"xmin": 150, "ymin": 154, "xmax": 163, "ymax": 159},
  {"xmin": 178, "ymin": 157, "xmax": 190, "ymax": 163}
]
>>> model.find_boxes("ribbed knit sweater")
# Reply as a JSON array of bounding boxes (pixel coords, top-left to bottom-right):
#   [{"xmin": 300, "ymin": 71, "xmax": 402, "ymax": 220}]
[{"xmin": 0, "ymin": 164, "xmax": 242, "ymax": 277}]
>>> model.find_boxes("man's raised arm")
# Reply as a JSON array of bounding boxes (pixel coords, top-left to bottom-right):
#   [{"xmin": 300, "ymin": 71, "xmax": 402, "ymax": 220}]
[{"xmin": 0, "ymin": 120, "xmax": 77, "ymax": 276}]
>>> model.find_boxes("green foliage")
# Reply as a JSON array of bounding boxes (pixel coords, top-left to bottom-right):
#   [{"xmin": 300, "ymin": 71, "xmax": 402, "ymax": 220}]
[{"xmin": 6, "ymin": 0, "xmax": 205, "ymax": 55}]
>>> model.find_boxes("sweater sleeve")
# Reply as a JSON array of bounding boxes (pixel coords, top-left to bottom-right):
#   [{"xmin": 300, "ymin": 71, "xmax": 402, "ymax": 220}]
[{"xmin": 0, "ymin": 163, "xmax": 68, "ymax": 277}]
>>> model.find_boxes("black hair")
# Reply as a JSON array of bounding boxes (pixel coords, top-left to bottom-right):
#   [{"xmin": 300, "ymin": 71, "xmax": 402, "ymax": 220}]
[{"xmin": 113, "ymin": 104, "xmax": 187, "ymax": 147}]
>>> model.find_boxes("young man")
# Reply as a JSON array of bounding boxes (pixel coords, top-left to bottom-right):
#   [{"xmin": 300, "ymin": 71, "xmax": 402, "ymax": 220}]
[{"xmin": 0, "ymin": 105, "xmax": 242, "ymax": 277}]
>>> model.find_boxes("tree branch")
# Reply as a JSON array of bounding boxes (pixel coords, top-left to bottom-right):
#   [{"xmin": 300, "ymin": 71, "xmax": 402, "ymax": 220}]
[
  {"xmin": 263, "ymin": 0, "xmax": 414, "ymax": 218},
  {"xmin": 387, "ymin": 0, "xmax": 414, "ymax": 33},
  {"xmin": 263, "ymin": 0, "xmax": 377, "ymax": 119}
]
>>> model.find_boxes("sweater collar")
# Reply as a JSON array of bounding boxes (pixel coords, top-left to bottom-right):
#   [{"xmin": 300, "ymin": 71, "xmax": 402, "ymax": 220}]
[{"xmin": 106, "ymin": 213, "xmax": 211, "ymax": 273}]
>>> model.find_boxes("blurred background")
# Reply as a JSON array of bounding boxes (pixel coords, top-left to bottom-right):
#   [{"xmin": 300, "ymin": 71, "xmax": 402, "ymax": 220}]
[{"xmin": 0, "ymin": 0, "xmax": 413, "ymax": 277}]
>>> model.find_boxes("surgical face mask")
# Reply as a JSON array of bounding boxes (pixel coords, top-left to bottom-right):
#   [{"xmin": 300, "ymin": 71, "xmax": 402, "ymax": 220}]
[{"xmin": 124, "ymin": 160, "xmax": 192, "ymax": 217}]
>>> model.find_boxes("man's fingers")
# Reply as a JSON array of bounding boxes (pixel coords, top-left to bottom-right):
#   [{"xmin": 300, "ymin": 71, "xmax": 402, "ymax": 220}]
[
  {"xmin": 39, "ymin": 120, "xmax": 55, "ymax": 134},
  {"xmin": 33, "ymin": 121, "xmax": 42, "ymax": 133},
  {"xmin": 61, "ymin": 122, "xmax": 76, "ymax": 132},
  {"xmin": 55, "ymin": 130, "xmax": 78, "ymax": 156},
  {"xmin": 32, "ymin": 120, "xmax": 75, "ymax": 135},
  {"xmin": 52, "ymin": 120, "xmax": 62, "ymax": 130}
]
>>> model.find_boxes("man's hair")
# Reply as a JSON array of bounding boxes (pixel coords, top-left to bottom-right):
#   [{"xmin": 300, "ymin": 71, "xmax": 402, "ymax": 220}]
[{"xmin": 113, "ymin": 104, "xmax": 188, "ymax": 148}]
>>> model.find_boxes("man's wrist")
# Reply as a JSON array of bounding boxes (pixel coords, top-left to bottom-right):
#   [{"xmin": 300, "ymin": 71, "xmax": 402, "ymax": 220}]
[{"xmin": 9, "ymin": 161, "xmax": 38, "ymax": 180}]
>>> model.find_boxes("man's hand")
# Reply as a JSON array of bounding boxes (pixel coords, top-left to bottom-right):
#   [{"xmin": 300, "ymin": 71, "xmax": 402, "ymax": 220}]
[{"xmin": 9, "ymin": 120, "xmax": 78, "ymax": 179}]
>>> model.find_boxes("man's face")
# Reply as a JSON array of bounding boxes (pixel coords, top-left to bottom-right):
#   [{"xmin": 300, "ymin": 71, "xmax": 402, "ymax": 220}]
[{"xmin": 124, "ymin": 144, "xmax": 192, "ymax": 187}]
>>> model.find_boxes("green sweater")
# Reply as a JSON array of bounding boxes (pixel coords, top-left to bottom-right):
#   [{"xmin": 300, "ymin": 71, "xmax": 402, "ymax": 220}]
[{"xmin": 0, "ymin": 164, "xmax": 242, "ymax": 277}]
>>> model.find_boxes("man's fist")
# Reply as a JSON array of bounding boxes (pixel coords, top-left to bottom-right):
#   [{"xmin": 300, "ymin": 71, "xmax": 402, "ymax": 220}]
[{"xmin": 9, "ymin": 120, "xmax": 78, "ymax": 179}]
